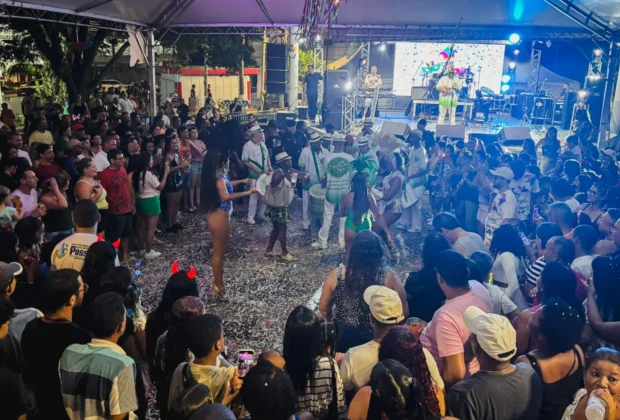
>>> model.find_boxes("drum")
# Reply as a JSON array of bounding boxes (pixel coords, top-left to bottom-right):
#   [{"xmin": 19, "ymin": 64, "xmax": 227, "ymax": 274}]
[{"xmin": 309, "ymin": 184, "xmax": 326, "ymax": 219}]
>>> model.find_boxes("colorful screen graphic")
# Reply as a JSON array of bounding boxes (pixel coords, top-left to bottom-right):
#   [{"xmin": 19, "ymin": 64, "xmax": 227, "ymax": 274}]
[{"xmin": 393, "ymin": 42, "xmax": 506, "ymax": 96}]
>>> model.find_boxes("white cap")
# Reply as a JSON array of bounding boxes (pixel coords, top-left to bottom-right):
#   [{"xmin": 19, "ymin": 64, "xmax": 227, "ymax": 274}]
[
  {"xmin": 463, "ymin": 306, "xmax": 517, "ymax": 361},
  {"xmin": 247, "ymin": 124, "xmax": 263, "ymax": 134},
  {"xmin": 363, "ymin": 286, "xmax": 405, "ymax": 324},
  {"xmin": 490, "ymin": 166, "xmax": 514, "ymax": 181}
]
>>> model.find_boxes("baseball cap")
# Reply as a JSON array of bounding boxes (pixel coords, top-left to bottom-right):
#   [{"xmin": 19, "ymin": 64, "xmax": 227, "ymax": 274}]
[
  {"xmin": 0, "ymin": 262, "xmax": 22, "ymax": 291},
  {"xmin": 363, "ymin": 285, "xmax": 404, "ymax": 324},
  {"xmin": 490, "ymin": 166, "xmax": 514, "ymax": 181},
  {"xmin": 464, "ymin": 306, "xmax": 517, "ymax": 361},
  {"xmin": 71, "ymin": 123, "xmax": 85, "ymax": 131}
]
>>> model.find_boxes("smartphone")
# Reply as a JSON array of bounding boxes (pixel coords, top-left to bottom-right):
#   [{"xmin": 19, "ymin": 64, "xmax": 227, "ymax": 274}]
[
  {"xmin": 237, "ymin": 349, "xmax": 255, "ymax": 378},
  {"xmin": 519, "ymin": 231, "xmax": 530, "ymax": 246}
]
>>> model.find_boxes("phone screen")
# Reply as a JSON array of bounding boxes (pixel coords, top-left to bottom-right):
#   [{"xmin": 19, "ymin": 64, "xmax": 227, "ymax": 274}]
[
  {"xmin": 237, "ymin": 350, "xmax": 255, "ymax": 378},
  {"xmin": 519, "ymin": 231, "xmax": 530, "ymax": 246}
]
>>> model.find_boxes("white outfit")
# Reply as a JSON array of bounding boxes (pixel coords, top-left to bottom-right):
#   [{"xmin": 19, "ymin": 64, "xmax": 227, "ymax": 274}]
[
  {"xmin": 492, "ymin": 252, "xmax": 529, "ymax": 310},
  {"xmin": 137, "ymin": 171, "xmax": 161, "ymax": 198},
  {"xmin": 484, "ymin": 189, "xmax": 517, "ymax": 246},
  {"xmin": 436, "ymin": 75, "xmax": 463, "ymax": 125},
  {"xmin": 510, "ymin": 173, "xmax": 540, "ymax": 221},
  {"xmin": 241, "ymin": 140, "xmax": 270, "ymax": 222},
  {"xmin": 317, "ymin": 151, "xmax": 354, "ymax": 247},
  {"xmin": 400, "ymin": 145, "xmax": 428, "ymax": 230},
  {"xmin": 571, "ymin": 255, "xmax": 596, "ymax": 280},
  {"xmin": 118, "ymin": 98, "xmax": 134, "ymax": 113},
  {"xmin": 482, "ymin": 283, "xmax": 518, "ymax": 316},
  {"xmin": 92, "ymin": 150, "xmax": 110, "ymax": 172},
  {"xmin": 299, "ymin": 146, "xmax": 328, "ymax": 229},
  {"xmin": 363, "ymin": 74, "xmax": 382, "ymax": 107}
]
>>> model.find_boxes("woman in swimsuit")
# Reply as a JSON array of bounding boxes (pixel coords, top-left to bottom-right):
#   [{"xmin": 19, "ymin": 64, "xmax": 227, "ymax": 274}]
[
  {"xmin": 339, "ymin": 172, "xmax": 393, "ymax": 259},
  {"xmin": 202, "ymin": 149, "xmax": 256, "ymax": 302}
]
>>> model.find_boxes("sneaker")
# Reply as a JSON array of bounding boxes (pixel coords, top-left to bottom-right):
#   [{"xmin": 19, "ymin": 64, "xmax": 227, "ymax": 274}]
[
  {"xmin": 311, "ymin": 242, "xmax": 327, "ymax": 249},
  {"xmin": 407, "ymin": 228, "xmax": 422, "ymax": 233},
  {"xmin": 397, "ymin": 224, "xmax": 410, "ymax": 231},
  {"xmin": 247, "ymin": 218, "xmax": 256, "ymax": 225},
  {"xmin": 166, "ymin": 226, "xmax": 179, "ymax": 233},
  {"xmin": 138, "ymin": 250, "xmax": 146, "ymax": 258},
  {"xmin": 145, "ymin": 250, "xmax": 161, "ymax": 260},
  {"xmin": 281, "ymin": 253, "xmax": 297, "ymax": 261},
  {"xmin": 302, "ymin": 224, "xmax": 311, "ymax": 230}
]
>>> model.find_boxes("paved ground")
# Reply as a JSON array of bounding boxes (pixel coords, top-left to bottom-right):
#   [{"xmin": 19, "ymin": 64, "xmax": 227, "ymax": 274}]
[{"xmin": 137, "ymin": 195, "xmax": 429, "ymax": 358}]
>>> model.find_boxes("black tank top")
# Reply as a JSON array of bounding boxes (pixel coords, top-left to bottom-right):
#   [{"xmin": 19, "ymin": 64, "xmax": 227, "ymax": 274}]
[
  {"xmin": 42, "ymin": 198, "xmax": 73, "ymax": 233},
  {"xmin": 525, "ymin": 346, "xmax": 584, "ymax": 420}
]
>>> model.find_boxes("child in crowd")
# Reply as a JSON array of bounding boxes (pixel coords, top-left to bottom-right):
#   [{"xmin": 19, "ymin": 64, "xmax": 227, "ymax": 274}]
[{"xmin": 0, "ymin": 186, "xmax": 23, "ymax": 230}]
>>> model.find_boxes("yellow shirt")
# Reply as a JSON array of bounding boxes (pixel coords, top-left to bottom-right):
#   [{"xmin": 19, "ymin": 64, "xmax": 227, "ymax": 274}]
[{"xmin": 29, "ymin": 130, "xmax": 54, "ymax": 145}]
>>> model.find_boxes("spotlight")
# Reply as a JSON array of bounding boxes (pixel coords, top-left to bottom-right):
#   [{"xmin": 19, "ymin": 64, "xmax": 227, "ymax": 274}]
[
  {"xmin": 513, "ymin": 49, "xmax": 520, "ymax": 56},
  {"xmin": 546, "ymin": 40, "xmax": 552, "ymax": 48},
  {"xmin": 315, "ymin": 34, "xmax": 321, "ymax": 41},
  {"xmin": 299, "ymin": 38, "xmax": 306, "ymax": 44},
  {"xmin": 345, "ymin": 81, "xmax": 353, "ymax": 90},
  {"xmin": 509, "ymin": 62, "xmax": 517, "ymax": 70},
  {"xmin": 594, "ymin": 49, "xmax": 603, "ymax": 57},
  {"xmin": 588, "ymin": 75, "xmax": 602, "ymax": 81},
  {"xmin": 379, "ymin": 43, "xmax": 386, "ymax": 52},
  {"xmin": 361, "ymin": 58, "xmax": 368, "ymax": 66},
  {"xmin": 501, "ymin": 84, "xmax": 511, "ymax": 93},
  {"xmin": 509, "ymin": 33, "xmax": 521, "ymax": 44},
  {"xmin": 501, "ymin": 75, "xmax": 511, "ymax": 83},
  {"xmin": 578, "ymin": 90, "xmax": 588, "ymax": 99}
]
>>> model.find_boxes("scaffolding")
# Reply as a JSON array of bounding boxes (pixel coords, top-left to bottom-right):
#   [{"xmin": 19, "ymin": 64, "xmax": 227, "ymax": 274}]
[
  {"xmin": 314, "ymin": 46, "xmax": 324, "ymax": 119},
  {"xmin": 342, "ymin": 94, "xmax": 356, "ymax": 133}
]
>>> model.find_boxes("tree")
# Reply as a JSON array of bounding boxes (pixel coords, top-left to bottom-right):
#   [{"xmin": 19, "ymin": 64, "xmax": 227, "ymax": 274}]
[{"xmin": 0, "ymin": 21, "xmax": 127, "ymax": 101}]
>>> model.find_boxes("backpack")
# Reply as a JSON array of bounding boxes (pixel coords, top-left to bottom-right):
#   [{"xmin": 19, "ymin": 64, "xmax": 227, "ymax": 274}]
[{"xmin": 170, "ymin": 363, "xmax": 213, "ymax": 420}]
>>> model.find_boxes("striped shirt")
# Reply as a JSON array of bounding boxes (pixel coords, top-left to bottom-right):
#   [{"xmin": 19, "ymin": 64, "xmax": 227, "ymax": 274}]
[
  {"xmin": 59, "ymin": 339, "xmax": 138, "ymax": 420},
  {"xmin": 526, "ymin": 256, "xmax": 546, "ymax": 286},
  {"xmin": 295, "ymin": 356, "xmax": 347, "ymax": 419}
]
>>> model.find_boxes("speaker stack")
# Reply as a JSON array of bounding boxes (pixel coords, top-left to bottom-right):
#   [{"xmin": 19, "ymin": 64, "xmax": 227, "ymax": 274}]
[
  {"xmin": 323, "ymin": 69, "xmax": 349, "ymax": 130},
  {"xmin": 265, "ymin": 44, "xmax": 287, "ymax": 95}
]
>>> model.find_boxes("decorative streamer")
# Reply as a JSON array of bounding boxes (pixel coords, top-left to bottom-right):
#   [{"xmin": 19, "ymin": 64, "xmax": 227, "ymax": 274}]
[{"xmin": 299, "ymin": 0, "xmax": 342, "ymax": 49}]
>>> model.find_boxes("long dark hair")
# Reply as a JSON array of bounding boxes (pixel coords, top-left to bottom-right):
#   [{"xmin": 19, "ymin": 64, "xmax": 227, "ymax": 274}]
[
  {"xmin": 421, "ymin": 233, "xmax": 450, "ymax": 269},
  {"xmin": 378, "ymin": 327, "xmax": 440, "ymax": 416},
  {"xmin": 345, "ymin": 230, "xmax": 386, "ymax": 294},
  {"xmin": 202, "ymin": 148, "xmax": 228, "ymax": 212},
  {"xmin": 368, "ymin": 359, "xmax": 437, "ymax": 420},
  {"xmin": 283, "ymin": 306, "xmax": 324, "ymax": 394},
  {"xmin": 14, "ymin": 217, "xmax": 43, "ymax": 250},
  {"xmin": 80, "ymin": 241, "xmax": 116, "ymax": 299},
  {"xmin": 592, "ymin": 255, "xmax": 620, "ymax": 322},
  {"xmin": 351, "ymin": 172, "xmax": 370, "ymax": 225},
  {"xmin": 163, "ymin": 296, "xmax": 205, "ymax": 380},
  {"xmin": 489, "ymin": 224, "xmax": 527, "ymax": 258},
  {"xmin": 132, "ymin": 151, "xmax": 153, "ymax": 193}
]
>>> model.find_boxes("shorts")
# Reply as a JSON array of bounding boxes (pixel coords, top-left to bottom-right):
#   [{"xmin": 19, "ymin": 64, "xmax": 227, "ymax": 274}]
[
  {"xmin": 477, "ymin": 204, "xmax": 489, "ymax": 225},
  {"xmin": 190, "ymin": 161, "xmax": 203, "ymax": 175},
  {"xmin": 182, "ymin": 173, "xmax": 191, "ymax": 189},
  {"xmin": 137, "ymin": 196, "xmax": 161, "ymax": 216},
  {"xmin": 105, "ymin": 212, "xmax": 134, "ymax": 242}
]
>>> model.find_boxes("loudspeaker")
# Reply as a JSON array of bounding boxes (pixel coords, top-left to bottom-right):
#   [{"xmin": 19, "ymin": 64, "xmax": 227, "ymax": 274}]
[
  {"xmin": 266, "ymin": 70, "xmax": 286, "ymax": 83},
  {"xmin": 266, "ymin": 44, "xmax": 287, "ymax": 94},
  {"xmin": 498, "ymin": 127, "xmax": 531, "ymax": 141},
  {"xmin": 435, "ymin": 125, "xmax": 466, "ymax": 140},
  {"xmin": 298, "ymin": 106, "xmax": 308, "ymax": 120},
  {"xmin": 266, "ymin": 82, "xmax": 286, "ymax": 95},
  {"xmin": 323, "ymin": 70, "xmax": 348, "ymax": 111},
  {"xmin": 410, "ymin": 86, "xmax": 428, "ymax": 100},
  {"xmin": 561, "ymin": 91, "xmax": 577, "ymax": 130},
  {"xmin": 469, "ymin": 133, "xmax": 499, "ymax": 146},
  {"xmin": 276, "ymin": 111, "xmax": 297, "ymax": 129},
  {"xmin": 381, "ymin": 121, "xmax": 411, "ymax": 140}
]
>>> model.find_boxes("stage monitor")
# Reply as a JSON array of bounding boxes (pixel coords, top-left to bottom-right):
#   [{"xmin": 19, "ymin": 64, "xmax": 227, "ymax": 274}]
[{"xmin": 393, "ymin": 42, "xmax": 505, "ymax": 97}]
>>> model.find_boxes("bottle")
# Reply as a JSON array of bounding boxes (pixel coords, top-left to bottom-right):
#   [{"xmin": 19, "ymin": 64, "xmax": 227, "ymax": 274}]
[{"xmin": 585, "ymin": 393, "xmax": 606, "ymax": 420}]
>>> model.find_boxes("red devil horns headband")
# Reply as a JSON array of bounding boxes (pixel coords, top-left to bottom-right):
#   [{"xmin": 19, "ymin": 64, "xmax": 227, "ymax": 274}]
[
  {"xmin": 171, "ymin": 260, "xmax": 197, "ymax": 280},
  {"xmin": 97, "ymin": 234, "xmax": 121, "ymax": 249}
]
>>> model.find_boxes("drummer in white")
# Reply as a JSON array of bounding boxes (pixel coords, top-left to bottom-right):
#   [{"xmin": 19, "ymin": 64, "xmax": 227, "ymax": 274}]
[
  {"xmin": 299, "ymin": 131, "xmax": 328, "ymax": 230},
  {"xmin": 242, "ymin": 124, "xmax": 273, "ymax": 224}
]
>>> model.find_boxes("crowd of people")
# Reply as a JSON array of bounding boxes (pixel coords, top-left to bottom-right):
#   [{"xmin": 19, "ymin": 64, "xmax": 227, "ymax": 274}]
[{"xmin": 0, "ymin": 81, "xmax": 620, "ymax": 420}]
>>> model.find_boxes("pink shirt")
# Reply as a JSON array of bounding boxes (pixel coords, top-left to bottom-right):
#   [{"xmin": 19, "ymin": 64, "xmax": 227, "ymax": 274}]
[
  {"xmin": 10, "ymin": 188, "xmax": 38, "ymax": 217},
  {"xmin": 420, "ymin": 281, "xmax": 493, "ymax": 377}
]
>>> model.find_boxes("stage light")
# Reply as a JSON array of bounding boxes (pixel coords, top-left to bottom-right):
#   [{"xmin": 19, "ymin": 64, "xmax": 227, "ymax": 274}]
[
  {"xmin": 501, "ymin": 84, "xmax": 511, "ymax": 93},
  {"xmin": 513, "ymin": 49, "xmax": 520, "ymax": 55},
  {"xmin": 594, "ymin": 49, "xmax": 603, "ymax": 57},
  {"xmin": 501, "ymin": 75, "xmax": 511, "ymax": 83},
  {"xmin": 299, "ymin": 38, "xmax": 306, "ymax": 44},
  {"xmin": 509, "ymin": 62, "xmax": 517, "ymax": 70},
  {"xmin": 345, "ymin": 81, "xmax": 353, "ymax": 90},
  {"xmin": 578, "ymin": 90, "xmax": 588, "ymax": 99},
  {"xmin": 361, "ymin": 58, "xmax": 368, "ymax": 66},
  {"xmin": 315, "ymin": 34, "xmax": 321, "ymax": 41},
  {"xmin": 509, "ymin": 33, "xmax": 521, "ymax": 44},
  {"xmin": 379, "ymin": 43, "xmax": 386, "ymax": 52}
]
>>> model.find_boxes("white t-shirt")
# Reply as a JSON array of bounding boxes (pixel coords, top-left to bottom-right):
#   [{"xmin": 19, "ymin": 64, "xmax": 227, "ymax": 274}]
[
  {"xmin": 510, "ymin": 173, "xmax": 540, "ymax": 221},
  {"xmin": 571, "ymin": 255, "xmax": 596, "ymax": 280},
  {"xmin": 118, "ymin": 98, "xmax": 134, "ymax": 113},
  {"xmin": 93, "ymin": 150, "xmax": 110, "ymax": 172},
  {"xmin": 17, "ymin": 149, "xmax": 32, "ymax": 166},
  {"xmin": 482, "ymin": 283, "xmax": 518, "ymax": 316},
  {"xmin": 563, "ymin": 197, "xmax": 581, "ymax": 213},
  {"xmin": 339, "ymin": 338, "xmax": 444, "ymax": 392},
  {"xmin": 484, "ymin": 189, "xmax": 518, "ymax": 246},
  {"xmin": 137, "ymin": 171, "xmax": 161, "ymax": 199}
]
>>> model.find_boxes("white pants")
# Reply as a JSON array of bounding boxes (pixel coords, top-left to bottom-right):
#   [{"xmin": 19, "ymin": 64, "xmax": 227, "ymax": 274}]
[
  {"xmin": 318, "ymin": 200, "xmax": 345, "ymax": 247},
  {"xmin": 438, "ymin": 105, "xmax": 457, "ymax": 125},
  {"xmin": 401, "ymin": 197, "xmax": 423, "ymax": 230},
  {"xmin": 302, "ymin": 189, "xmax": 311, "ymax": 228},
  {"xmin": 248, "ymin": 179, "xmax": 266, "ymax": 221}
]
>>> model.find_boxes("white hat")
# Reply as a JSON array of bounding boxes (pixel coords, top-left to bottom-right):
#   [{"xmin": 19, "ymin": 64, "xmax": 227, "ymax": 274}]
[
  {"xmin": 247, "ymin": 124, "xmax": 263, "ymax": 134},
  {"xmin": 464, "ymin": 306, "xmax": 517, "ymax": 361},
  {"xmin": 357, "ymin": 137, "xmax": 369, "ymax": 147},
  {"xmin": 490, "ymin": 166, "xmax": 514, "ymax": 181},
  {"xmin": 309, "ymin": 131, "xmax": 322, "ymax": 143},
  {"xmin": 275, "ymin": 152, "xmax": 292, "ymax": 164},
  {"xmin": 363, "ymin": 286, "xmax": 405, "ymax": 324},
  {"xmin": 331, "ymin": 133, "xmax": 346, "ymax": 142},
  {"xmin": 322, "ymin": 134, "xmax": 333, "ymax": 141}
]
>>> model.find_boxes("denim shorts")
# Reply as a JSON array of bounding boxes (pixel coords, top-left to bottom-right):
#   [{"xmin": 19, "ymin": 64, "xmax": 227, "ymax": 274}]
[
  {"xmin": 182, "ymin": 173, "xmax": 191, "ymax": 189},
  {"xmin": 190, "ymin": 161, "xmax": 203, "ymax": 175}
]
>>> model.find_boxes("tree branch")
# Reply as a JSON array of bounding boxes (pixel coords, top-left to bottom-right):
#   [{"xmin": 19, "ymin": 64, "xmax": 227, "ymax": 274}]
[{"xmin": 86, "ymin": 41, "xmax": 129, "ymax": 93}]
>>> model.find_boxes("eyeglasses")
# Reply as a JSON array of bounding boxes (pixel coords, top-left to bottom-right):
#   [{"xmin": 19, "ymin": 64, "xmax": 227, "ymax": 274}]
[{"xmin": 78, "ymin": 283, "xmax": 89, "ymax": 294}]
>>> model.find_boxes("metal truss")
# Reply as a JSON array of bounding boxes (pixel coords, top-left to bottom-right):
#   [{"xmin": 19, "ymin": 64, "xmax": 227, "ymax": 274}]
[
  {"xmin": 527, "ymin": 42, "xmax": 542, "ymax": 93},
  {"xmin": 342, "ymin": 94, "xmax": 356, "ymax": 133},
  {"xmin": 314, "ymin": 46, "xmax": 324, "ymax": 111},
  {"xmin": 0, "ymin": 2, "xmax": 141, "ymax": 31},
  {"xmin": 544, "ymin": 0, "xmax": 614, "ymax": 42},
  {"xmin": 162, "ymin": 26, "xmax": 277, "ymax": 37},
  {"xmin": 356, "ymin": 42, "xmax": 370, "ymax": 90}
]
